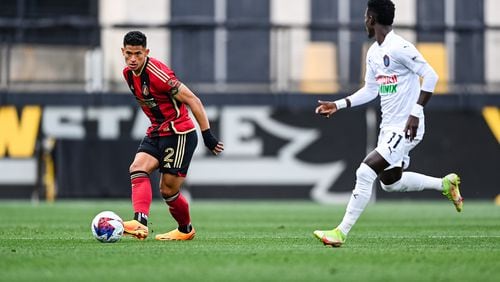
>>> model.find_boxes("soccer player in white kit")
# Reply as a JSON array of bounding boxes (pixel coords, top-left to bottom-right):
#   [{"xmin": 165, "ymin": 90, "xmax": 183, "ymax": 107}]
[{"xmin": 313, "ymin": 0, "xmax": 463, "ymax": 247}]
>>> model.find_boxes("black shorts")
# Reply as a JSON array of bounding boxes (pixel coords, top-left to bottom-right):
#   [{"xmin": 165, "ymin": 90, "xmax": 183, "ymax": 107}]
[{"xmin": 137, "ymin": 131, "xmax": 198, "ymax": 176}]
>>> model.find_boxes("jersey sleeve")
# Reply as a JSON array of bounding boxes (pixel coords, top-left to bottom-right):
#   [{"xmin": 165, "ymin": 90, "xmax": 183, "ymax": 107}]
[
  {"xmin": 392, "ymin": 43, "xmax": 429, "ymax": 75},
  {"xmin": 364, "ymin": 46, "xmax": 377, "ymax": 84},
  {"xmin": 364, "ymin": 61, "xmax": 377, "ymax": 85},
  {"xmin": 393, "ymin": 43, "xmax": 439, "ymax": 92},
  {"xmin": 165, "ymin": 77, "xmax": 182, "ymax": 96},
  {"xmin": 149, "ymin": 59, "xmax": 182, "ymax": 96},
  {"xmin": 348, "ymin": 49, "xmax": 379, "ymax": 107}
]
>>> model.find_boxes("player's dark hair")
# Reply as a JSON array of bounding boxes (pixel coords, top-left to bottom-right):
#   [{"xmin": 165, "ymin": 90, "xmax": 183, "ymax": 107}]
[
  {"xmin": 367, "ymin": 0, "xmax": 395, "ymax": 26},
  {"xmin": 123, "ymin": 31, "xmax": 147, "ymax": 47}
]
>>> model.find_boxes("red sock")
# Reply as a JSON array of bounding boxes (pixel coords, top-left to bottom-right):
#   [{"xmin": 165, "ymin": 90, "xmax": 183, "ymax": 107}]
[
  {"xmin": 165, "ymin": 192, "xmax": 191, "ymax": 227},
  {"xmin": 130, "ymin": 171, "xmax": 152, "ymax": 216}
]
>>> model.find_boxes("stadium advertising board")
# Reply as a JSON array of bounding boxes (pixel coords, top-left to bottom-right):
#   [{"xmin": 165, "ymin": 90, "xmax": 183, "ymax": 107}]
[{"xmin": 0, "ymin": 93, "xmax": 498, "ymax": 201}]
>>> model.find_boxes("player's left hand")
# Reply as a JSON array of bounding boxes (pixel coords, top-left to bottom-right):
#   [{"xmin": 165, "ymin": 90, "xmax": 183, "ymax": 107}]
[
  {"xmin": 404, "ymin": 115, "xmax": 419, "ymax": 141},
  {"xmin": 211, "ymin": 142, "xmax": 224, "ymax": 155},
  {"xmin": 202, "ymin": 129, "xmax": 224, "ymax": 155}
]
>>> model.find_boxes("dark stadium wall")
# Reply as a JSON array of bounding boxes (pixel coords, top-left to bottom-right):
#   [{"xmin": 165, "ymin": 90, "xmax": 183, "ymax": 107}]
[
  {"xmin": 454, "ymin": 0, "xmax": 485, "ymax": 85},
  {"xmin": 170, "ymin": 0, "xmax": 216, "ymax": 83},
  {"xmin": 0, "ymin": 92, "xmax": 499, "ymax": 201},
  {"xmin": 417, "ymin": 0, "xmax": 445, "ymax": 42},
  {"xmin": 226, "ymin": 0, "xmax": 271, "ymax": 83},
  {"xmin": 310, "ymin": 0, "xmax": 339, "ymax": 42},
  {"xmin": 169, "ymin": 0, "xmax": 271, "ymax": 85}
]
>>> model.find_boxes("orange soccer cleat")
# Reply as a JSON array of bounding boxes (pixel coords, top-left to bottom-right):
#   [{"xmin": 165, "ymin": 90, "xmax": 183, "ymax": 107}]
[
  {"xmin": 123, "ymin": 220, "xmax": 149, "ymax": 240},
  {"xmin": 155, "ymin": 228, "xmax": 196, "ymax": 241}
]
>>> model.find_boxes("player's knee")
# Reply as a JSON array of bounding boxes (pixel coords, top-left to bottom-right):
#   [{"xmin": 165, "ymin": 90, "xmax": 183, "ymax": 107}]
[
  {"xmin": 129, "ymin": 163, "xmax": 137, "ymax": 173},
  {"xmin": 129, "ymin": 163, "xmax": 148, "ymax": 174},
  {"xmin": 159, "ymin": 183, "xmax": 178, "ymax": 198},
  {"xmin": 356, "ymin": 163, "xmax": 377, "ymax": 185},
  {"xmin": 353, "ymin": 163, "xmax": 378, "ymax": 195},
  {"xmin": 380, "ymin": 180, "xmax": 401, "ymax": 192},
  {"xmin": 129, "ymin": 160, "xmax": 156, "ymax": 174}
]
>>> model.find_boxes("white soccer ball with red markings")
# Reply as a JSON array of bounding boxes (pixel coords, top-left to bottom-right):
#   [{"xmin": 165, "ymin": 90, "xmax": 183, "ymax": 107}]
[{"xmin": 91, "ymin": 211, "xmax": 124, "ymax": 243}]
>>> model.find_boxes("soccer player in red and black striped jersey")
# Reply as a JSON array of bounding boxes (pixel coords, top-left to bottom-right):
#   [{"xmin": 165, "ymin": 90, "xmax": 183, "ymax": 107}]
[{"xmin": 120, "ymin": 30, "xmax": 224, "ymax": 241}]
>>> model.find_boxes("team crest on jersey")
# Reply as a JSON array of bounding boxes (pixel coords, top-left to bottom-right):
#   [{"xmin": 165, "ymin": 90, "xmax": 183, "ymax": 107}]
[
  {"xmin": 383, "ymin": 55, "xmax": 390, "ymax": 67},
  {"xmin": 142, "ymin": 84, "xmax": 150, "ymax": 97}
]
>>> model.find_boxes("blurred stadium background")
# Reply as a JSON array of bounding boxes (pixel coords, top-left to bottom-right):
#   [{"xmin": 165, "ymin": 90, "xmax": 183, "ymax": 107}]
[{"xmin": 0, "ymin": 0, "xmax": 499, "ymax": 202}]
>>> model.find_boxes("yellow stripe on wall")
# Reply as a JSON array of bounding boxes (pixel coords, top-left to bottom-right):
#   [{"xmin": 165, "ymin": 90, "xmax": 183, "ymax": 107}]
[
  {"xmin": 300, "ymin": 43, "xmax": 339, "ymax": 94},
  {"xmin": 417, "ymin": 43, "xmax": 448, "ymax": 94},
  {"xmin": 482, "ymin": 106, "xmax": 500, "ymax": 143}
]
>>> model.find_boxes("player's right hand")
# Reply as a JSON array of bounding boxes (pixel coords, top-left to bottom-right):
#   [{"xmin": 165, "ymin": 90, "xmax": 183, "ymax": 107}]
[{"xmin": 315, "ymin": 100, "xmax": 338, "ymax": 118}]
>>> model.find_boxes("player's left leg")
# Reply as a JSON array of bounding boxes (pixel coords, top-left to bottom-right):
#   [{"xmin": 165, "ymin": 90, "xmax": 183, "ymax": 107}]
[
  {"xmin": 441, "ymin": 173, "xmax": 463, "ymax": 212},
  {"xmin": 378, "ymin": 136, "xmax": 463, "ymax": 212},
  {"xmin": 155, "ymin": 173, "xmax": 196, "ymax": 240},
  {"xmin": 380, "ymin": 172, "xmax": 463, "ymax": 212},
  {"xmin": 155, "ymin": 132, "xmax": 197, "ymax": 241}
]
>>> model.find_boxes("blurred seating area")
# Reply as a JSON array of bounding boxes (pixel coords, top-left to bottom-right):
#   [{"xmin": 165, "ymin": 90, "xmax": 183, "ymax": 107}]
[{"xmin": 1, "ymin": 0, "xmax": 499, "ymax": 95}]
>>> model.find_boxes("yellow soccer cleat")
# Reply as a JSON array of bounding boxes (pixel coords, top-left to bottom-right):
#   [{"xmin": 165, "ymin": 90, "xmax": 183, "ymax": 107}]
[
  {"xmin": 313, "ymin": 228, "xmax": 346, "ymax": 248},
  {"xmin": 155, "ymin": 228, "xmax": 196, "ymax": 241},
  {"xmin": 442, "ymin": 173, "xmax": 463, "ymax": 212},
  {"xmin": 123, "ymin": 220, "xmax": 148, "ymax": 240}
]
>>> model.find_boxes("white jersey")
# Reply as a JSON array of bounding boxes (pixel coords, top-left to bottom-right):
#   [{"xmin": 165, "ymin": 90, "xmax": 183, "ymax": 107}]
[{"xmin": 365, "ymin": 30, "xmax": 431, "ymax": 130}]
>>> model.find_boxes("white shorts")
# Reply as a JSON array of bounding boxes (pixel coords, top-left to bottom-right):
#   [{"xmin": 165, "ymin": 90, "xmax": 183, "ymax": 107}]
[{"xmin": 375, "ymin": 126, "xmax": 424, "ymax": 170}]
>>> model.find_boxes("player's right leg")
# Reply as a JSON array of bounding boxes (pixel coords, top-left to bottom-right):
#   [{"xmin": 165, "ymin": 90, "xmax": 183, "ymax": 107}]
[
  {"xmin": 123, "ymin": 170, "xmax": 150, "ymax": 239},
  {"xmin": 123, "ymin": 138, "xmax": 160, "ymax": 240},
  {"xmin": 123, "ymin": 219, "xmax": 149, "ymax": 240},
  {"xmin": 313, "ymin": 161, "xmax": 378, "ymax": 247},
  {"xmin": 313, "ymin": 228, "xmax": 346, "ymax": 247},
  {"xmin": 312, "ymin": 133, "xmax": 395, "ymax": 247}
]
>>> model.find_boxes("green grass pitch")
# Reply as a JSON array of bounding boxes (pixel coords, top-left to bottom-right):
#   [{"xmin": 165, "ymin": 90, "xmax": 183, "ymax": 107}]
[{"xmin": 1, "ymin": 200, "xmax": 499, "ymax": 282}]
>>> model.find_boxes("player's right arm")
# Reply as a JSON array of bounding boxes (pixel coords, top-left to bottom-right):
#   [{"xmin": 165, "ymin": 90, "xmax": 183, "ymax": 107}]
[
  {"xmin": 316, "ymin": 78, "xmax": 378, "ymax": 118},
  {"xmin": 316, "ymin": 49, "xmax": 378, "ymax": 118}
]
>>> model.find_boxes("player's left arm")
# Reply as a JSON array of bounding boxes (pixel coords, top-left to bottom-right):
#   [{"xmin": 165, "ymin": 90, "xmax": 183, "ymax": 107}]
[
  {"xmin": 397, "ymin": 44, "xmax": 439, "ymax": 140},
  {"xmin": 173, "ymin": 83, "xmax": 224, "ymax": 155}
]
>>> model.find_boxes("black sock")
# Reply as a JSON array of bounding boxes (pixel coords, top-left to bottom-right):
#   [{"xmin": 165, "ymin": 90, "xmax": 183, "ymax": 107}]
[
  {"xmin": 134, "ymin": 212, "xmax": 148, "ymax": 226},
  {"xmin": 178, "ymin": 224, "xmax": 192, "ymax": 234}
]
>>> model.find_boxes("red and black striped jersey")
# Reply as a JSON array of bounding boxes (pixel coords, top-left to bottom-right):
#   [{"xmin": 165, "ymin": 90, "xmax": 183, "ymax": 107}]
[{"xmin": 123, "ymin": 57, "xmax": 195, "ymax": 137}]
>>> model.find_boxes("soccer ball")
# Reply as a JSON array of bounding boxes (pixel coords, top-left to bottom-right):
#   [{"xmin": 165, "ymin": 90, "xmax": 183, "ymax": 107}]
[{"xmin": 91, "ymin": 211, "xmax": 124, "ymax": 243}]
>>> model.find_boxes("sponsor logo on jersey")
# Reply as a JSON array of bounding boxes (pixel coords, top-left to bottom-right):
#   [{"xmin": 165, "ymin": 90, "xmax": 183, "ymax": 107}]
[
  {"xmin": 136, "ymin": 97, "xmax": 157, "ymax": 108},
  {"xmin": 376, "ymin": 75, "xmax": 398, "ymax": 95}
]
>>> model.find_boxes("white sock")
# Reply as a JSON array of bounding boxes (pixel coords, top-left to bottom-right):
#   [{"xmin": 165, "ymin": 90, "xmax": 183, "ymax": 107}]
[
  {"xmin": 337, "ymin": 163, "xmax": 377, "ymax": 236},
  {"xmin": 381, "ymin": 172, "xmax": 442, "ymax": 192}
]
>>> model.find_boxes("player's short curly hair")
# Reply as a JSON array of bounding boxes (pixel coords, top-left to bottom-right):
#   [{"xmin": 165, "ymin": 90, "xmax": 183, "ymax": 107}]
[
  {"xmin": 367, "ymin": 0, "xmax": 395, "ymax": 26},
  {"xmin": 123, "ymin": 31, "xmax": 147, "ymax": 47}
]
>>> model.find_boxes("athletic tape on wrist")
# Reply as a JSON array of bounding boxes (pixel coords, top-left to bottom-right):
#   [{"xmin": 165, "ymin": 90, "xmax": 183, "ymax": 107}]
[
  {"xmin": 334, "ymin": 99, "xmax": 347, "ymax": 110},
  {"xmin": 410, "ymin": 104, "xmax": 424, "ymax": 117}
]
